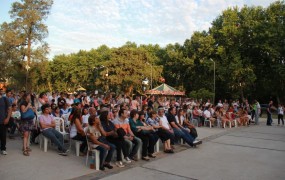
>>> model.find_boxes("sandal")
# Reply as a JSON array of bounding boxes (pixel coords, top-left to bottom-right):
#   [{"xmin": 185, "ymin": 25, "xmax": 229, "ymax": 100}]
[
  {"xmin": 22, "ymin": 147, "xmax": 32, "ymax": 152},
  {"xmin": 23, "ymin": 150, "xmax": 30, "ymax": 156}
]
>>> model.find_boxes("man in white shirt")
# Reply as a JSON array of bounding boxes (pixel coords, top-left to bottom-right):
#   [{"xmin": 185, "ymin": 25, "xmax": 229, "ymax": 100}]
[
  {"xmin": 203, "ymin": 106, "xmax": 216, "ymax": 127},
  {"xmin": 157, "ymin": 107, "xmax": 175, "ymax": 148}
]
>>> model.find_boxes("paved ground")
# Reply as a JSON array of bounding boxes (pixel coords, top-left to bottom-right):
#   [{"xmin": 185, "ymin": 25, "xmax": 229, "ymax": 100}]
[{"xmin": 1, "ymin": 118, "xmax": 285, "ymax": 180}]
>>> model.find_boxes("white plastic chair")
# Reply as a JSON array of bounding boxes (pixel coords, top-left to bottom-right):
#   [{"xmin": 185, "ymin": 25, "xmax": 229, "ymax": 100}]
[
  {"xmin": 190, "ymin": 112, "xmax": 199, "ymax": 126},
  {"xmin": 204, "ymin": 118, "xmax": 212, "ymax": 128},
  {"xmin": 155, "ymin": 140, "xmax": 160, "ymax": 153},
  {"xmin": 62, "ymin": 113, "xmax": 71, "ymax": 126},
  {"xmin": 54, "ymin": 117, "xmax": 69, "ymax": 145},
  {"xmin": 84, "ymin": 127, "xmax": 100, "ymax": 170},
  {"xmin": 39, "ymin": 134, "xmax": 51, "ymax": 152}
]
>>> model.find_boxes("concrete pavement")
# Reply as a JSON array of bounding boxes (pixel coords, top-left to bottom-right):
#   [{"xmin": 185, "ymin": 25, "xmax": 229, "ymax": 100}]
[
  {"xmin": 1, "ymin": 118, "xmax": 285, "ymax": 180},
  {"xmin": 84, "ymin": 119, "xmax": 285, "ymax": 180}
]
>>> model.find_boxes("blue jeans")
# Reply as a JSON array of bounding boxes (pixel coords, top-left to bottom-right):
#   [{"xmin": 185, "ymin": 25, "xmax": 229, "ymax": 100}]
[
  {"xmin": 123, "ymin": 136, "xmax": 142, "ymax": 158},
  {"xmin": 173, "ymin": 128, "xmax": 195, "ymax": 147},
  {"xmin": 42, "ymin": 128, "xmax": 66, "ymax": 152},
  {"xmin": 95, "ymin": 137, "xmax": 115, "ymax": 167}
]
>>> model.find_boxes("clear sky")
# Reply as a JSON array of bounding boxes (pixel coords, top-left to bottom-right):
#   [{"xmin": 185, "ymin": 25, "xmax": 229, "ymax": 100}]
[{"xmin": 0, "ymin": 0, "xmax": 277, "ymax": 59}]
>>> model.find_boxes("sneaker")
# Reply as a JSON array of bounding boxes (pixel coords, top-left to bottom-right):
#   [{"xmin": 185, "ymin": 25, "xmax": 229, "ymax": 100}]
[
  {"xmin": 99, "ymin": 166, "xmax": 105, "ymax": 171},
  {"xmin": 115, "ymin": 161, "xmax": 125, "ymax": 168},
  {"xmin": 58, "ymin": 151, "xmax": 68, "ymax": 156},
  {"xmin": 1, "ymin": 150, "xmax": 7, "ymax": 155},
  {"xmin": 124, "ymin": 157, "xmax": 132, "ymax": 163},
  {"xmin": 193, "ymin": 140, "xmax": 202, "ymax": 146}
]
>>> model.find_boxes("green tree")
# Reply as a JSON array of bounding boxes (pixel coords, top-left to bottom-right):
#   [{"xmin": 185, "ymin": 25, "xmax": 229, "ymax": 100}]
[{"xmin": 0, "ymin": 0, "xmax": 53, "ymax": 90}]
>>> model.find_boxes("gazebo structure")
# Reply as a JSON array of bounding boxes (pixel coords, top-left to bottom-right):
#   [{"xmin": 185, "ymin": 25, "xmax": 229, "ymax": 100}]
[{"xmin": 146, "ymin": 83, "xmax": 185, "ymax": 96}]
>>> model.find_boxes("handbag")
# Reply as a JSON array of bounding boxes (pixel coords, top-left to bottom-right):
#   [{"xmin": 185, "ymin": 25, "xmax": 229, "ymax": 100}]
[
  {"xmin": 117, "ymin": 127, "xmax": 126, "ymax": 139},
  {"xmin": 21, "ymin": 108, "xmax": 35, "ymax": 121},
  {"xmin": 189, "ymin": 127, "xmax": 198, "ymax": 139}
]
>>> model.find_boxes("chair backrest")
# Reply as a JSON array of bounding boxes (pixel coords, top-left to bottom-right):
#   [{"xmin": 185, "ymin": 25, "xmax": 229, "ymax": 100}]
[
  {"xmin": 84, "ymin": 127, "xmax": 98, "ymax": 150},
  {"xmin": 62, "ymin": 113, "xmax": 71, "ymax": 127},
  {"xmin": 54, "ymin": 117, "xmax": 66, "ymax": 133}
]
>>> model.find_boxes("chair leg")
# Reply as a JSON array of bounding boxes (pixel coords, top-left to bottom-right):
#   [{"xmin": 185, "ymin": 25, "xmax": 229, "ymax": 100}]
[
  {"xmin": 155, "ymin": 141, "xmax": 160, "ymax": 152},
  {"xmin": 75, "ymin": 142, "xmax": 80, "ymax": 156},
  {"xmin": 95, "ymin": 150, "xmax": 100, "ymax": 171},
  {"xmin": 136, "ymin": 145, "xmax": 142, "ymax": 160},
  {"xmin": 86, "ymin": 151, "xmax": 89, "ymax": 166},
  {"xmin": 44, "ymin": 137, "xmax": 48, "ymax": 152}
]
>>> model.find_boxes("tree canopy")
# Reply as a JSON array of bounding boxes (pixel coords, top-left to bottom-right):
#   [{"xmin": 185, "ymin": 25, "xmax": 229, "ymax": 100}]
[{"xmin": 1, "ymin": 0, "xmax": 284, "ymax": 103}]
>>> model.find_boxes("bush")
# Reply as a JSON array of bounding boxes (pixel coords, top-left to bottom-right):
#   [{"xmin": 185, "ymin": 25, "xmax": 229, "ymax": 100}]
[{"xmin": 189, "ymin": 88, "xmax": 214, "ymax": 101}]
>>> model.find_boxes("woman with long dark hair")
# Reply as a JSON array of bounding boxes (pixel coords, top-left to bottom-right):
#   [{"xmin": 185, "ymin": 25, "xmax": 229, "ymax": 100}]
[{"xmin": 69, "ymin": 108, "xmax": 87, "ymax": 155}]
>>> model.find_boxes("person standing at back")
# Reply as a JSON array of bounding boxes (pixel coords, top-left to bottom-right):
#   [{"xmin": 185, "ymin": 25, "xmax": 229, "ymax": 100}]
[
  {"xmin": 267, "ymin": 101, "xmax": 274, "ymax": 126},
  {"xmin": 277, "ymin": 104, "xmax": 284, "ymax": 126},
  {"xmin": 0, "ymin": 88, "xmax": 12, "ymax": 155}
]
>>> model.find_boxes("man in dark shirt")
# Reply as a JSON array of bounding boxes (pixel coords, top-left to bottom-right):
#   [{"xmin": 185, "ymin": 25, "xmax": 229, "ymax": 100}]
[
  {"xmin": 57, "ymin": 92, "xmax": 66, "ymax": 109},
  {"xmin": 167, "ymin": 107, "xmax": 202, "ymax": 147},
  {"xmin": 0, "ymin": 88, "xmax": 12, "ymax": 155}
]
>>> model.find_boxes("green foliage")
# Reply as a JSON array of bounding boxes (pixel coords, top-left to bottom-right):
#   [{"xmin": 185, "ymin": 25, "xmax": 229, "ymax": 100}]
[
  {"xmin": 189, "ymin": 88, "xmax": 214, "ymax": 101},
  {"xmin": 1, "ymin": 0, "xmax": 285, "ymax": 103},
  {"xmin": 0, "ymin": 0, "xmax": 53, "ymax": 90}
]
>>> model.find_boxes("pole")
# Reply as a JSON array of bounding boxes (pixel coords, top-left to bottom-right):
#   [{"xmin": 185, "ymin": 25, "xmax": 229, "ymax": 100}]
[
  {"xmin": 210, "ymin": 59, "xmax": 215, "ymax": 104},
  {"xmin": 151, "ymin": 64, "xmax": 153, "ymax": 90},
  {"xmin": 213, "ymin": 60, "xmax": 216, "ymax": 104},
  {"xmin": 26, "ymin": 70, "xmax": 28, "ymax": 91}
]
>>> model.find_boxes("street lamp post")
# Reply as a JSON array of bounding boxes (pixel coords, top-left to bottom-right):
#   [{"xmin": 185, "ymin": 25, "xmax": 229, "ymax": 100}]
[
  {"xmin": 146, "ymin": 62, "xmax": 153, "ymax": 89},
  {"xmin": 151, "ymin": 64, "xmax": 153, "ymax": 89},
  {"xmin": 210, "ymin": 58, "xmax": 215, "ymax": 104},
  {"xmin": 25, "ymin": 63, "xmax": 30, "ymax": 91},
  {"xmin": 141, "ymin": 78, "xmax": 149, "ymax": 110}
]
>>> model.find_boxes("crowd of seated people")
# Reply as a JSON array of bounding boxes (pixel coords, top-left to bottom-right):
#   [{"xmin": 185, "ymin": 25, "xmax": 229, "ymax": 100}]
[{"xmin": 1, "ymin": 90, "xmax": 266, "ymax": 171}]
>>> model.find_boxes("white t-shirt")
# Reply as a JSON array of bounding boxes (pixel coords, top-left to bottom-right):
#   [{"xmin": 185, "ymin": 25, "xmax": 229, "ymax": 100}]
[
  {"xmin": 159, "ymin": 115, "xmax": 170, "ymax": 130},
  {"xmin": 70, "ymin": 123, "xmax": 77, "ymax": 138},
  {"xmin": 12, "ymin": 111, "xmax": 21, "ymax": 119},
  {"xmin": 175, "ymin": 115, "xmax": 185, "ymax": 125},
  {"xmin": 82, "ymin": 114, "xmax": 90, "ymax": 125},
  {"xmin": 278, "ymin": 107, "xmax": 284, "ymax": 115},
  {"xmin": 66, "ymin": 98, "xmax": 74, "ymax": 106},
  {"xmin": 203, "ymin": 110, "xmax": 211, "ymax": 118}
]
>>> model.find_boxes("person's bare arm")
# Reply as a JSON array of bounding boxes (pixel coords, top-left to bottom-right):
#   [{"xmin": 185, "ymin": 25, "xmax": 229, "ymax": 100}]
[
  {"xmin": 75, "ymin": 119, "xmax": 85, "ymax": 136},
  {"xmin": 88, "ymin": 132, "xmax": 110, "ymax": 150}
]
